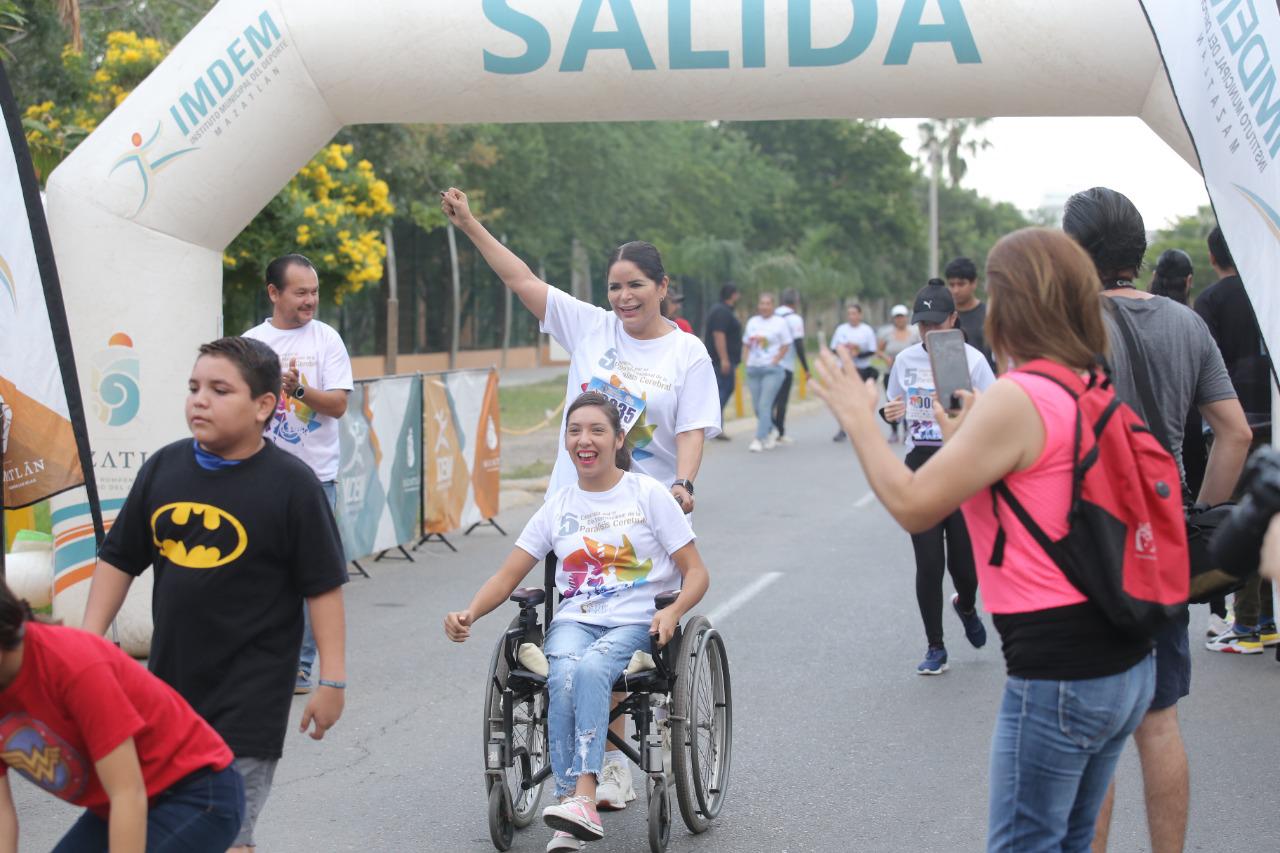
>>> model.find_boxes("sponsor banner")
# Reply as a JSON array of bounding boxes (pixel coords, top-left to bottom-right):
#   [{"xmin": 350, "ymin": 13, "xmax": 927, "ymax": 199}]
[
  {"xmin": 335, "ymin": 375, "xmax": 422, "ymax": 562},
  {"xmin": 0, "ymin": 62, "xmax": 97, "ymax": 510},
  {"xmin": 424, "ymin": 368, "xmax": 501, "ymax": 535},
  {"xmin": 1142, "ymin": 1, "xmax": 1280, "ymax": 356}
]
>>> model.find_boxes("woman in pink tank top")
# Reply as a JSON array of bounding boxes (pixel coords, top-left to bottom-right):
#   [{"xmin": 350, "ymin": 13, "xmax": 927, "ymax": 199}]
[{"xmin": 813, "ymin": 228, "xmax": 1154, "ymax": 853}]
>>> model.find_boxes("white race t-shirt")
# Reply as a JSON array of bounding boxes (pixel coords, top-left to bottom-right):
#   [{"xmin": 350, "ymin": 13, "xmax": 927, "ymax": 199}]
[
  {"xmin": 830, "ymin": 322, "xmax": 878, "ymax": 368},
  {"xmin": 516, "ymin": 473, "xmax": 695, "ymax": 626},
  {"xmin": 743, "ymin": 315, "xmax": 791, "ymax": 368},
  {"xmin": 776, "ymin": 306, "xmax": 805, "ymax": 372},
  {"xmin": 243, "ymin": 318, "xmax": 354, "ymax": 482},
  {"xmin": 541, "ymin": 287, "xmax": 721, "ymax": 496},
  {"xmin": 885, "ymin": 341, "xmax": 996, "ymax": 449}
]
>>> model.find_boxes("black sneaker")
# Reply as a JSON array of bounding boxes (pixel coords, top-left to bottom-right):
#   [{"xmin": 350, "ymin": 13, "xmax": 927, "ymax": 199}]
[
  {"xmin": 951, "ymin": 594, "xmax": 987, "ymax": 648},
  {"xmin": 833, "ymin": 430, "xmax": 847, "ymax": 442}
]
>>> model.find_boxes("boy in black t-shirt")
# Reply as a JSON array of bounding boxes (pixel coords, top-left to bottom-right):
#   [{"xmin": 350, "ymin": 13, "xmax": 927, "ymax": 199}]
[{"xmin": 84, "ymin": 337, "xmax": 348, "ymax": 852}]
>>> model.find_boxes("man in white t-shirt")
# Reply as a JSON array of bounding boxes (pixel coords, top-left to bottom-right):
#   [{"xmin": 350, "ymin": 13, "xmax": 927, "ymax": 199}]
[
  {"xmin": 772, "ymin": 288, "xmax": 810, "ymax": 444},
  {"xmin": 244, "ymin": 253, "xmax": 354, "ymax": 692},
  {"xmin": 830, "ymin": 303, "xmax": 879, "ymax": 441}
]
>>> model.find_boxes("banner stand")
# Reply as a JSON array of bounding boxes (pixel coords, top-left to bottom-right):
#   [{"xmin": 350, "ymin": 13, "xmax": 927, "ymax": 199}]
[
  {"xmin": 464, "ymin": 519, "xmax": 507, "ymax": 537},
  {"xmin": 415, "ymin": 531, "xmax": 457, "ymax": 553},
  {"xmin": 374, "ymin": 545, "xmax": 414, "ymax": 562}
]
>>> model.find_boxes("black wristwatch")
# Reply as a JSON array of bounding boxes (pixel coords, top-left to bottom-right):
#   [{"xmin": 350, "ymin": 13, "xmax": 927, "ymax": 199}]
[
  {"xmin": 293, "ymin": 385, "xmax": 306, "ymax": 400},
  {"xmin": 671, "ymin": 479, "xmax": 694, "ymax": 496}
]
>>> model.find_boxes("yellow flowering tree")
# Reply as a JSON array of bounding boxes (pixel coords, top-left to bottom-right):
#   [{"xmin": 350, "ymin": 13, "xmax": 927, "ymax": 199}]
[
  {"xmin": 222, "ymin": 142, "xmax": 395, "ymax": 309},
  {"xmin": 22, "ymin": 32, "xmax": 166, "ymax": 181},
  {"xmin": 18, "ymin": 31, "xmax": 394, "ymax": 323}
]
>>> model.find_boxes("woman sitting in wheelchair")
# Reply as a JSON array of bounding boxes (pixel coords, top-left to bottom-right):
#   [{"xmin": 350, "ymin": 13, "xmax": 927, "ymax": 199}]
[{"xmin": 445, "ymin": 391, "xmax": 710, "ymax": 849}]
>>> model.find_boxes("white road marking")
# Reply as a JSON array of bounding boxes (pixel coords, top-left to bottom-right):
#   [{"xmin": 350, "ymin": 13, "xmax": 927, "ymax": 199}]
[
  {"xmin": 706, "ymin": 571, "xmax": 783, "ymax": 625},
  {"xmin": 854, "ymin": 490, "xmax": 878, "ymax": 509}
]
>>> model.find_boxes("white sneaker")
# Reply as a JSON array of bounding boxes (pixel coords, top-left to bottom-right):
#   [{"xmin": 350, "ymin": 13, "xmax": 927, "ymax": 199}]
[
  {"xmin": 595, "ymin": 760, "xmax": 636, "ymax": 811},
  {"xmin": 1206, "ymin": 613, "xmax": 1231, "ymax": 638},
  {"xmin": 763, "ymin": 434, "xmax": 778, "ymax": 450},
  {"xmin": 547, "ymin": 831, "xmax": 585, "ymax": 852},
  {"xmin": 748, "ymin": 439, "xmax": 763, "ymax": 452},
  {"xmin": 777, "ymin": 435, "xmax": 796, "ymax": 445}
]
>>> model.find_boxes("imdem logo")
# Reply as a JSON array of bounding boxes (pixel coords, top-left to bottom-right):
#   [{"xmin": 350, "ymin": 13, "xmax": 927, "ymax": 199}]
[
  {"xmin": 109, "ymin": 124, "xmax": 197, "ymax": 218},
  {"xmin": 92, "ymin": 333, "xmax": 141, "ymax": 427}
]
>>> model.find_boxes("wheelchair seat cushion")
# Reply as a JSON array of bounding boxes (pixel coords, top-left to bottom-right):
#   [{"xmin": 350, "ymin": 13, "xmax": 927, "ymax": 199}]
[{"xmin": 516, "ymin": 645, "xmax": 656, "ymax": 679}]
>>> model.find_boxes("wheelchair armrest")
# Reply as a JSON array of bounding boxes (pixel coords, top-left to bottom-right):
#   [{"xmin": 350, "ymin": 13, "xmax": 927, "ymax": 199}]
[
  {"xmin": 510, "ymin": 587, "xmax": 546, "ymax": 606},
  {"xmin": 654, "ymin": 590, "xmax": 681, "ymax": 611}
]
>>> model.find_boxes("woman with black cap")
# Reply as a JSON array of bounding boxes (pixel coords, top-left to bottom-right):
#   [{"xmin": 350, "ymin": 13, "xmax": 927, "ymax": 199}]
[
  {"xmin": 1150, "ymin": 249, "xmax": 1194, "ymax": 304},
  {"xmin": 880, "ymin": 279, "xmax": 997, "ymax": 675}
]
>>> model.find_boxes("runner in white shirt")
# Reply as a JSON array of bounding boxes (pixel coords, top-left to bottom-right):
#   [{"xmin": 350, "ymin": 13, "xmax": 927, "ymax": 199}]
[
  {"xmin": 882, "ymin": 281, "xmax": 996, "ymax": 676},
  {"xmin": 772, "ymin": 289, "xmax": 810, "ymax": 444},
  {"xmin": 830, "ymin": 304, "xmax": 879, "ymax": 441},
  {"xmin": 742, "ymin": 294, "xmax": 791, "ymax": 452},
  {"xmin": 440, "ymin": 188, "xmax": 720, "ymax": 514},
  {"xmin": 444, "ymin": 393, "xmax": 709, "ymax": 852}
]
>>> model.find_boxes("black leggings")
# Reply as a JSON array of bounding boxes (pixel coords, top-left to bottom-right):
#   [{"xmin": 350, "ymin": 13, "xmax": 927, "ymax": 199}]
[
  {"xmin": 772, "ymin": 370, "xmax": 794, "ymax": 436},
  {"xmin": 906, "ymin": 447, "xmax": 978, "ymax": 646}
]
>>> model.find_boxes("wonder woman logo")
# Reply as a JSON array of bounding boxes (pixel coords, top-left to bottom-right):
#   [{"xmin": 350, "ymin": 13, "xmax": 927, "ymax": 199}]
[{"xmin": 0, "ymin": 715, "xmax": 87, "ymax": 799}]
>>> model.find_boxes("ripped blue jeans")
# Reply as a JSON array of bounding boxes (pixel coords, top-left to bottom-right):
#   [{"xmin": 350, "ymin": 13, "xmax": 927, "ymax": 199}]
[{"xmin": 544, "ymin": 619, "xmax": 652, "ymax": 798}]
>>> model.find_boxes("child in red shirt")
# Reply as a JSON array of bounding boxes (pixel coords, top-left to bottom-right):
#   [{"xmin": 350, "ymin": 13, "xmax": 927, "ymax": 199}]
[{"xmin": 0, "ymin": 583, "xmax": 242, "ymax": 851}]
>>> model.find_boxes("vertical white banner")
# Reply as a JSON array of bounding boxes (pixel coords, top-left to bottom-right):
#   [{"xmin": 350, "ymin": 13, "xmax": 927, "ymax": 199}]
[{"xmin": 1142, "ymin": 0, "xmax": 1280, "ymax": 355}]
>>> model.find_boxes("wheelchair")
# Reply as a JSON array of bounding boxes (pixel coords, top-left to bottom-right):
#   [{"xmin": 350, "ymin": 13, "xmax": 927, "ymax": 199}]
[{"xmin": 482, "ymin": 560, "xmax": 732, "ymax": 852}]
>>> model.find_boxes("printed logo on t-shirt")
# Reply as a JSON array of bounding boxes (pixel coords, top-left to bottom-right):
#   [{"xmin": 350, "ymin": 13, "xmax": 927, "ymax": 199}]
[
  {"xmin": 562, "ymin": 534, "xmax": 655, "ymax": 611},
  {"xmin": 270, "ymin": 369, "xmax": 322, "ymax": 446},
  {"xmin": 0, "ymin": 714, "xmax": 88, "ymax": 800},
  {"xmin": 149, "ymin": 502, "xmax": 248, "ymax": 569}
]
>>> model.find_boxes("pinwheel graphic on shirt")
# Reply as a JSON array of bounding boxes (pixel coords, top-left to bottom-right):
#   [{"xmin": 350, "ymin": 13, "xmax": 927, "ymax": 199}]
[
  {"xmin": 561, "ymin": 534, "xmax": 654, "ymax": 599},
  {"xmin": 581, "ymin": 375, "xmax": 656, "ymax": 461}
]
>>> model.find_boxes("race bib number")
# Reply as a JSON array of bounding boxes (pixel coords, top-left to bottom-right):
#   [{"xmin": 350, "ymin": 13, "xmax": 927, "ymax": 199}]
[{"xmin": 587, "ymin": 377, "xmax": 647, "ymax": 434}]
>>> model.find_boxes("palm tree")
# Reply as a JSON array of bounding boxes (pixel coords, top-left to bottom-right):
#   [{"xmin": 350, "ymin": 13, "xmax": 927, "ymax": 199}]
[
  {"xmin": 55, "ymin": 0, "xmax": 81, "ymax": 52},
  {"xmin": 918, "ymin": 118, "xmax": 993, "ymax": 276}
]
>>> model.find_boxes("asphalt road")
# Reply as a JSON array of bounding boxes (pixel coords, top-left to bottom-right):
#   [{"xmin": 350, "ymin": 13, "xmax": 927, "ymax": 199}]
[{"xmin": 13, "ymin": 405, "xmax": 1280, "ymax": 852}]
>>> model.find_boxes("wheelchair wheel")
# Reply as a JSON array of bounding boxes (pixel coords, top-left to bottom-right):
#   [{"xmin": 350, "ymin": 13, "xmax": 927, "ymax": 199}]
[
  {"xmin": 488, "ymin": 784, "xmax": 514, "ymax": 850},
  {"xmin": 483, "ymin": 615, "xmax": 549, "ymax": 831},
  {"xmin": 647, "ymin": 777, "xmax": 671, "ymax": 853},
  {"xmin": 671, "ymin": 615, "xmax": 732, "ymax": 833}
]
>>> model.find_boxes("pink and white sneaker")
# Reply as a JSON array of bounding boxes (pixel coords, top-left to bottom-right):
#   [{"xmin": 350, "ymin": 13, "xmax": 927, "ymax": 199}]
[
  {"xmin": 543, "ymin": 795, "xmax": 605, "ymax": 841},
  {"xmin": 546, "ymin": 830, "xmax": 585, "ymax": 852}
]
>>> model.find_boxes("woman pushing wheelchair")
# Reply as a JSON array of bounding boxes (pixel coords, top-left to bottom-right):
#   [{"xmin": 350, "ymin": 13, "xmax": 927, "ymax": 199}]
[{"xmin": 445, "ymin": 392, "xmax": 710, "ymax": 851}]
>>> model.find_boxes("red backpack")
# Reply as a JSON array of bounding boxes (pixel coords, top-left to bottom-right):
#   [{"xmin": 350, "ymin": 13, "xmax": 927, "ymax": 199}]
[{"xmin": 989, "ymin": 359, "xmax": 1189, "ymax": 638}]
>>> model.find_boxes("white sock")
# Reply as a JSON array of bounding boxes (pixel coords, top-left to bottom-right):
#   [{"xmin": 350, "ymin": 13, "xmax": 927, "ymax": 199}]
[{"xmin": 604, "ymin": 750, "xmax": 625, "ymax": 767}]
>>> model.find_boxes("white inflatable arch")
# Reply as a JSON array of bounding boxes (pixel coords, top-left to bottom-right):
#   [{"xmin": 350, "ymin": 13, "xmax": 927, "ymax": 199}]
[{"xmin": 43, "ymin": 0, "xmax": 1193, "ymax": 628}]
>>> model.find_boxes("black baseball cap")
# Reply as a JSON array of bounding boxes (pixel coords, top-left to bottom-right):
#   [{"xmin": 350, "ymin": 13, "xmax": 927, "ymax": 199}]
[{"xmin": 912, "ymin": 279, "xmax": 955, "ymax": 324}]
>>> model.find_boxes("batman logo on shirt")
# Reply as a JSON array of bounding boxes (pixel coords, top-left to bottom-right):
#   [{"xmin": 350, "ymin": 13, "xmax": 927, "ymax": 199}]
[{"xmin": 149, "ymin": 502, "xmax": 248, "ymax": 569}]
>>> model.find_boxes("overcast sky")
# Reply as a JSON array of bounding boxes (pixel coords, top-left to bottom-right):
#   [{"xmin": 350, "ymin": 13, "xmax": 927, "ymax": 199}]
[{"xmin": 881, "ymin": 117, "xmax": 1212, "ymax": 233}]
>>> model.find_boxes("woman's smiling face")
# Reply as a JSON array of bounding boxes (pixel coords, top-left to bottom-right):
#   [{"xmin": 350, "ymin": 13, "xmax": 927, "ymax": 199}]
[
  {"xmin": 565, "ymin": 403, "xmax": 623, "ymax": 478},
  {"xmin": 607, "ymin": 259, "xmax": 667, "ymax": 332}
]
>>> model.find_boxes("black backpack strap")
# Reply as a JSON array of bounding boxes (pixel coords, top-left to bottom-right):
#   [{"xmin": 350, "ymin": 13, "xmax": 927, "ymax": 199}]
[{"xmin": 991, "ymin": 481, "xmax": 1062, "ymax": 560}]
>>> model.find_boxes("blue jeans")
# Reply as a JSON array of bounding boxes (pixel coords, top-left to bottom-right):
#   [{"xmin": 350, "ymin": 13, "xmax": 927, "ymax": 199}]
[
  {"xmin": 987, "ymin": 653, "xmax": 1155, "ymax": 852},
  {"xmin": 300, "ymin": 480, "xmax": 339, "ymax": 677},
  {"xmin": 544, "ymin": 620, "xmax": 652, "ymax": 798},
  {"xmin": 745, "ymin": 364, "xmax": 785, "ymax": 440},
  {"xmin": 53, "ymin": 765, "xmax": 244, "ymax": 852}
]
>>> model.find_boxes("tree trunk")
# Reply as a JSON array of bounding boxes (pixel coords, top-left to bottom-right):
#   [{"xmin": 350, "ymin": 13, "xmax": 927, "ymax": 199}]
[
  {"xmin": 383, "ymin": 226, "xmax": 399, "ymax": 376},
  {"xmin": 570, "ymin": 237, "xmax": 590, "ymax": 302},
  {"xmin": 928, "ymin": 139, "xmax": 941, "ymax": 279},
  {"xmin": 446, "ymin": 222, "xmax": 462, "ymax": 369}
]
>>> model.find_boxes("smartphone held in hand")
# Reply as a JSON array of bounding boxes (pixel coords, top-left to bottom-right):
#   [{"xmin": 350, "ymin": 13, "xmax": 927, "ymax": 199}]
[{"xmin": 926, "ymin": 329, "xmax": 972, "ymax": 413}]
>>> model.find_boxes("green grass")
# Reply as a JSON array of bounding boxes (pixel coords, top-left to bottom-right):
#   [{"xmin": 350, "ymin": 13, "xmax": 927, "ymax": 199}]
[
  {"xmin": 500, "ymin": 375, "xmax": 568, "ymax": 432},
  {"xmin": 504, "ymin": 460, "xmax": 554, "ymax": 480}
]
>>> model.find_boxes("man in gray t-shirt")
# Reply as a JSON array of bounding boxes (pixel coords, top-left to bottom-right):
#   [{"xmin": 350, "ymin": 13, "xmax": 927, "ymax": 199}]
[{"xmin": 1103, "ymin": 295, "xmax": 1237, "ymax": 484}]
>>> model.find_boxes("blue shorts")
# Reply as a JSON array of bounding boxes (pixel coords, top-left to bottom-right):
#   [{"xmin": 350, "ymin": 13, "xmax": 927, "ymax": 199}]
[{"xmin": 1150, "ymin": 606, "xmax": 1191, "ymax": 711}]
